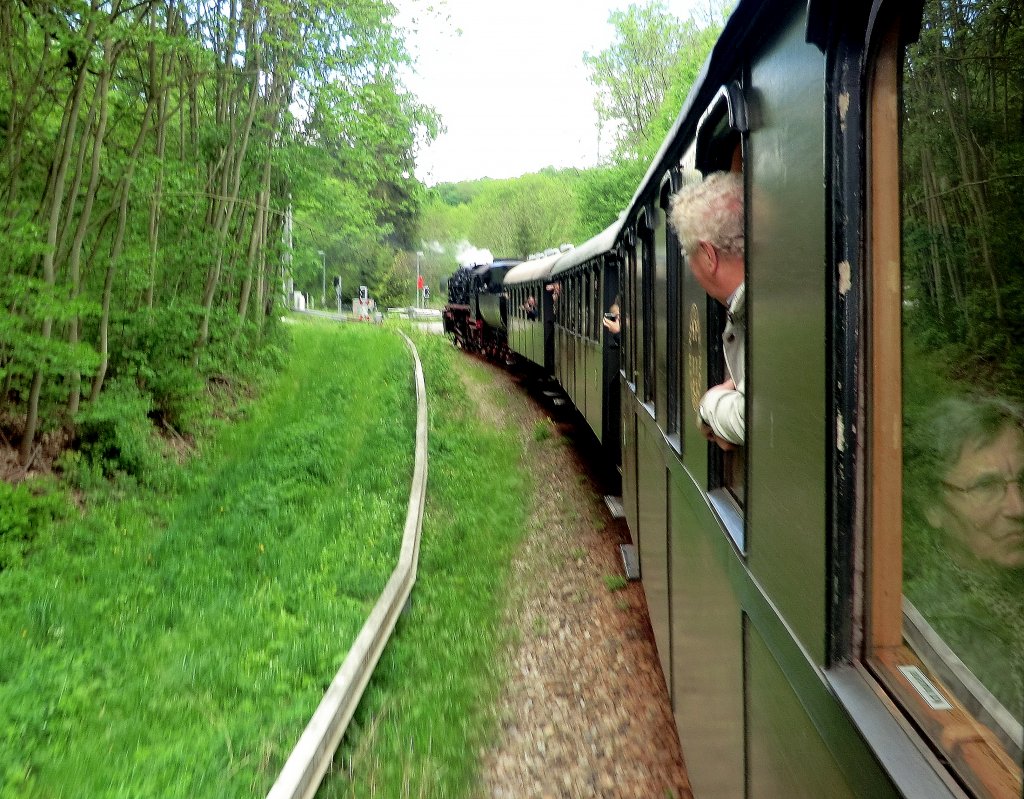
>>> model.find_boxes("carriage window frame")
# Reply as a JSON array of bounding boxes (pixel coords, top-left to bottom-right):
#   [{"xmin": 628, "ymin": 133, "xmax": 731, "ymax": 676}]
[
  {"xmin": 573, "ymin": 272, "xmax": 581, "ymax": 335},
  {"xmin": 694, "ymin": 82, "xmax": 748, "ymax": 518},
  {"xmin": 865, "ymin": 12, "xmax": 1024, "ymax": 797},
  {"xmin": 577, "ymin": 272, "xmax": 584, "ymax": 336},
  {"xmin": 661, "ymin": 173, "xmax": 683, "ymax": 448},
  {"xmin": 626, "ymin": 235, "xmax": 639, "ymax": 389},
  {"xmin": 566, "ymin": 276, "xmax": 574, "ymax": 334},
  {"xmin": 584, "ymin": 269, "xmax": 592, "ymax": 342},
  {"xmin": 639, "ymin": 211, "xmax": 656, "ymax": 410},
  {"xmin": 621, "ymin": 250, "xmax": 632, "ymax": 384}
]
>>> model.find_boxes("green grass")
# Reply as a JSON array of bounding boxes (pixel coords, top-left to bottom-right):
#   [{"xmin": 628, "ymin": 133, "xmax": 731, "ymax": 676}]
[
  {"xmin": 0, "ymin": 319, "xmax": 416, "ymax": 797},
  {"xmin": 602, "ymin": 574, "xmax": 628, "ymax": 593},
  {"xmin": 320, "ymin": 332, "xmax": 531, "ymax": 799}
]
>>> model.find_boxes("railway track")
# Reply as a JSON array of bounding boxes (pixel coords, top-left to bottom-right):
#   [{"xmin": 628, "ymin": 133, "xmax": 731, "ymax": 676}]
[{"xmin": 266, "ymin": 329, "xmax": 428, "ymax": 799}]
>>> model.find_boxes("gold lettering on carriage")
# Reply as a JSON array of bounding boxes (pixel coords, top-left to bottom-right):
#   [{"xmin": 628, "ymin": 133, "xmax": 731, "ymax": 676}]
[{"xmin": 688, "ymin": 303, "xmax": 703, "ymax": 413}]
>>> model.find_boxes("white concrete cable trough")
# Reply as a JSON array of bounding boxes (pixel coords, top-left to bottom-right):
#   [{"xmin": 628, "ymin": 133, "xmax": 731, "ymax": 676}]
[{"xmin": 266, "ymin": 330, "xmax": 428, "ymax": 799}]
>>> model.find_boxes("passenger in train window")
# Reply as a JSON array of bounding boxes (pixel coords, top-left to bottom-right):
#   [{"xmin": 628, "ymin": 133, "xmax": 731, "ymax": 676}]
[
  {"xmin": 668, "ymin": 171, "xmax": 745, "ymax": 450},
  {"xmin": 903, "ymin": 395, "xmax": 1024, "ymax": 716},
  {"xmin": 523, "ymin": 295, "xmax": 538, "ymax": 320},
  {"xmin": 546, "ymin": 282, "xmax": 560, "ymax": 318},
  {"xmin": 602, "ymin": 298, "xmax": 621, "ymax": 342}
]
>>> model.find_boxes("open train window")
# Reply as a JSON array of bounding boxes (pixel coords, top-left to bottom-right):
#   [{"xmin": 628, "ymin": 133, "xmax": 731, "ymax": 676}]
[
  {"xmin": 569, "ymin": 276, "xmax": 577, "ymax": 334},
  {"xmin": 621, "ymin": 245, "xmax": 633, "ymax": 384},
  {"xmin": 639, "ymin": 210, "xmax": 656, "ymax": 409},
  {"xmin": 661, "ymin": 171, "xmax": 683, "ymax": 446},
  {"xmin": 618, "ymin": 230, "xmax": 634, "ymax": 387},
  {"xmin": 692, "ymin": 82, "xmax": 748, "ymax": 515},
  {"xmin": 578, "ymin": 273, "xmax": 585, "ymax": 336},
  {"xmin": 867, "ymin": 3, "xmax": 1024, "ymax": 796}
]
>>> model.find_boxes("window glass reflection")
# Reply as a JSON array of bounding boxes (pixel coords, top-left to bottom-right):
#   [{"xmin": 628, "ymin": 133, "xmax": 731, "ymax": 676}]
[{"xmin": 901, "ymin": 0, "xmax": 1024, "ymax": 745}]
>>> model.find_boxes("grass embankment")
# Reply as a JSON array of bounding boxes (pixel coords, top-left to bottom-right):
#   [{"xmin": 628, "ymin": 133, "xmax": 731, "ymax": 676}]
[
  {"xmin": 321, "ymin": 332, "xmax": 531, "ymax": 799},
  {"xmin": 0, "ymin": 319, "xmax": 416, "ymax": 797}
]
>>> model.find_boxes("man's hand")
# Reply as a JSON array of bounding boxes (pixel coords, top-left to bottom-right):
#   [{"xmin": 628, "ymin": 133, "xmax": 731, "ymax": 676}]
[{"xmin": 699, "ymin": 420, "xmax": 736, "ymax": 452}]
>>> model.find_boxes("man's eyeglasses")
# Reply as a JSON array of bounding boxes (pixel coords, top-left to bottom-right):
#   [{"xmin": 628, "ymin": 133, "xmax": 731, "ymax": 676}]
[{"xmin": 942, "ymin": 474, "xmax": 1024, "ymax": 504}]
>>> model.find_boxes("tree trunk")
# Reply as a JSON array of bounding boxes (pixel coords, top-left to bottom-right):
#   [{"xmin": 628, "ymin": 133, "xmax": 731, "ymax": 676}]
[
  {"xmin": 89, "ymin": 91, "xmax": 155, "ymax": 403},
  {"xmin": 68, "ymin": 44, "xmax": 115, "ymax": 416},
  {"xmin": 20, "ymin": 19, "xmax": 96, "ymax": 465}
]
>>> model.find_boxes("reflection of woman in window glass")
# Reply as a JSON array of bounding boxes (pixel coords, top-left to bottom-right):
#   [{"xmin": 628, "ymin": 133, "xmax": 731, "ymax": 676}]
[{"xmin": 904, "ymin": 396, "xmax": 1024, "ymax": 718}]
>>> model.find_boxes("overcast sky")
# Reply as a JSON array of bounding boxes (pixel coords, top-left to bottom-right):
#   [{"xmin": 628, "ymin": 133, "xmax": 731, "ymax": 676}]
[{"xmin": 394, "ymin": 0, "xmax": 706, "ymax": 185}]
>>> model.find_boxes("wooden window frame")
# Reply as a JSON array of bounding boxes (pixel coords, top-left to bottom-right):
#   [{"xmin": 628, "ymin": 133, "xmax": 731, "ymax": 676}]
[{"xmin": 865, "ymin": 16, "xmax": 1023, "ymax": 799}]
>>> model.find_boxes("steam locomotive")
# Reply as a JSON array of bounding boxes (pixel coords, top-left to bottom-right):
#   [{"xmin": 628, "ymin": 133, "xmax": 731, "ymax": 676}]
[
  {"xmin": 442, "ymin": 0, "xmax": 1024, "ymax": 796},
  {"xmin": 441, "ymin": 259, "xmax": 520, "ymax": 362}
]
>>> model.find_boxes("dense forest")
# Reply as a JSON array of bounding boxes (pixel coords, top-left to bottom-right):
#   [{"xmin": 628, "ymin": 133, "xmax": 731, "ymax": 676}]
[
  {"xmin": 0, "ymin": 0, "xmax": 725, "ymax": 489},
  {"xmin": 902, "ymin": 0, "xmax": 1024, "ymax": 399},
  {"xmin": 0, "ymin": 0, "xmax": 436, "ymax": 472}
]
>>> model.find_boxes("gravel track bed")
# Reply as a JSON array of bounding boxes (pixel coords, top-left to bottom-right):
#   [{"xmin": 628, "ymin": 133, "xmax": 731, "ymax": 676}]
[{"xmin": 457, "ymin": 356, "xmax": 692, "ymax": 799}]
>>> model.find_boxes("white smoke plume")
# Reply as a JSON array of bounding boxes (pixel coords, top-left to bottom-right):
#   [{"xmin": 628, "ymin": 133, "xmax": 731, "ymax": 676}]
[{"xmin": 455, "ymin": 240, "xmax": 493, "ymax": 267}]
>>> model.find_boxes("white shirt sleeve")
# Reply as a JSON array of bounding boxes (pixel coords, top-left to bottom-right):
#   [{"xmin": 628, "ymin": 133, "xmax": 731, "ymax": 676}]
[{"xmin": 699, "ymin": 383, "xmax": 744, "ymax": 445}]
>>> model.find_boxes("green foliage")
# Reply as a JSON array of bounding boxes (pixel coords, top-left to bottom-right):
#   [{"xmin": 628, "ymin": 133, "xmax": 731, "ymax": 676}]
[
  {"xmin": 603, "ymin": 574, "xmax": 628, "ymax": 592},
  {"xmin": 574, "ymin": 158, "xmax": 648, "ymax": 240},
  {"xmin": 901, "ymin": 0, "xmax": 1024, "ymax": 400},
  {"xmin": 0, "ymin": 479, "xmax": 70, "ymax": 571},
  {"xmin": 585, "ymin": 1, "xmax": 730, "ymax": 160},
  {"xmin": 417, "ymin": 170, "xmax": 583, "ymax": 267},
  {"xmin": 112, "ymin": 304, "xmax": 209, "ymax": 435},
  {"xmin": 0, "ymin": 0, "xmax": 436, "ymax": 464},
  {"xmin": 0, "ymin": 320, "xmax": 417, "ymax": 797},
  {"xmin": 0, "ymin": 274, "xmax": 103, "ymax": 390},
  {"xmin": 533, "ymin": 418, "xmax": 554, "ymax": 442},
  {"xmin": 72, "ymin": 379, "xmax": 166, "ymax": 483}
]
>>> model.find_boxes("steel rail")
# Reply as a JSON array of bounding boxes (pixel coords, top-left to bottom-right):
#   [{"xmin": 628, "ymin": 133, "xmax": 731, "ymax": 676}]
[{"xmin": 266, "ymin": 330, "xmax": 428, "ymax": 799}]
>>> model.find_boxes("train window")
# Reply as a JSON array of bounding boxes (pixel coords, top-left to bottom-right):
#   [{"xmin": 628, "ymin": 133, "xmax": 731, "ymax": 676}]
[
  {"xmin": 574, "ymin": 274, "xmax": 582, "ymax": 335},
  {"xmin": 640, "ymin": 215, "xmax": 656, "ymax": 409},
  {"xmin": 566, "ymin": 276, "xmax": 573, "ymax": 332},
  {"xmin": 688, "ymin": 95, "xmax": 747, "ymax": 512},
  {"xmin": 565, "ymin": 278, "xmax": 573, "ymax": 333},
  {"xmin": 585, "ymin": 272, "xmax": 593, "ymax": 340},
  {"xmin": 581, "ymin": 272, "xmax": 587, "ymax": 338},
  {"xmin": 627, "ymin": 238, "xmax": 639, "ymax": 388},
  {"xmin": 582, "ymin": 273, "xmax": 587, "ymax": 338},
  {"xmin": 661, "ymin": 173, "xmax": 682, "ymax": 444},
  {"xmin": 568, "ymin": 275, "xmax": 575, "ymax": 334},
  {"xmin": 868, "ymin": 3, "xmax": 1024, "ymax": 794},
  {"xmin": 576, "ymin": 274, "xmax": 583, "ymax": 335},
  {"xmin": 621, "ymin": 250, "xmax": 632, "ymax": 383}
]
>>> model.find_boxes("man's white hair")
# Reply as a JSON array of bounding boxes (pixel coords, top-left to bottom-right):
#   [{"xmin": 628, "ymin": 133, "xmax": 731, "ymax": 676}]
[{"xmin": 668, "ymin": 171, "xmax": 744, "ymax": 257}]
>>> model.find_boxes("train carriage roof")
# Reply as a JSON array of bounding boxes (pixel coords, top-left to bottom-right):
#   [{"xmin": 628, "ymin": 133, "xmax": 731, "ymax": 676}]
[
  {"xmin": 550, "ymin": 214, "xmax": 625, "ymax": 278},
  {"xmin": 503, "ymin": 251, "xmax": 566, "ymax": 286}
]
